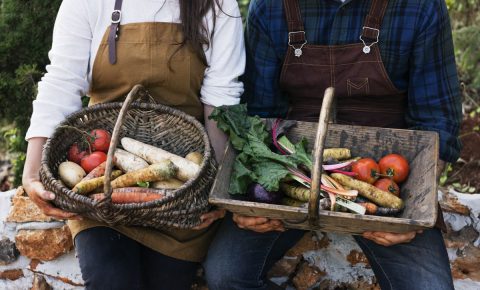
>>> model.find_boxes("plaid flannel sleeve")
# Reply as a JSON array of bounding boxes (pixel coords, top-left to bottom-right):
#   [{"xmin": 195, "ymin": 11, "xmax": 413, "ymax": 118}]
[
  {"xmin": 242, "ymin": 0, "xmax": 289, "ymax": 118},
  {"xmin": 405, "ymin": 0, "xmax": 462, "ymax": 163}
]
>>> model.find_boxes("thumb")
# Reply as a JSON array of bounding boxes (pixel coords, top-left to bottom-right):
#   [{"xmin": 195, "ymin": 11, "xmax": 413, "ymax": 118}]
[{"xmin": 31, "ymin": 181, "xmax": 55, "ymax": 200}]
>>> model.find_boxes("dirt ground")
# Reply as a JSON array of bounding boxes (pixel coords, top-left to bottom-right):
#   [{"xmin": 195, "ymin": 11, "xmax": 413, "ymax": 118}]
[{"xmin": 447, "ymin": 113, "xmax": 480, "ymax": 191}]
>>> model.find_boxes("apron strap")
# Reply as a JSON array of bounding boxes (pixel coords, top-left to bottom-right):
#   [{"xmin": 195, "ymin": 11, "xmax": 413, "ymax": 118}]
[
  {"xmin": 108, "ymin": 0, "xmax": 123, "ymax": 64},
  {"xmin": 361, "ymin": 0, "xmax": 389, "ymax": 40},
  {"xmin": 284, "ymin": 0, "xmax": 389, "ymax": 44},
  {"xmin": 283, "ymin": 0, "xmax": 306, "ymax": 44}
]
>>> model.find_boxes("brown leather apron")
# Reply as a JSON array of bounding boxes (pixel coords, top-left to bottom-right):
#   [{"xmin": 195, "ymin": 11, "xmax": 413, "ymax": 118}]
[
  {"xmin": 280, "ymin": 0, "xmax": 406, "ymax": 128},
  {"xmin": 68, "ymin": 0, "xmax": 219, "ymax": 262},
  {"xmin": 279, "ymin": 0, "xmax": 446, "ymax": 230}
]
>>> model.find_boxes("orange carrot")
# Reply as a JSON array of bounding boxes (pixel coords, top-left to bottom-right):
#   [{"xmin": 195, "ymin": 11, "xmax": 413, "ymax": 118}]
[
  {"xmin": 79, "ymin": 161, "xmax": 107, "ymax": 182},
  {"xmin": 91, "ymin": 188, "xmax": 165, "ymax": 204},
  {"xmin": 358, "ymin": 202, "xmax": 378, "ymax": 215}
]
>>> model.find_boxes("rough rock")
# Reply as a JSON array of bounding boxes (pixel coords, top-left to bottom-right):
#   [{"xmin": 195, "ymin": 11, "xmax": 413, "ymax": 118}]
[
  {"xmin": 317, "ymin": 279, "xmax": 380, "ymax": 290},
  {"xmin": 440, "ymin": 189, "xmax": 471, "ymax": 216},
  {"xmin": 451, "ymin": 245, "xmax": 480, "ymax": 281},
  {"xmin": 346, "ymin": 249, "xmax": 370, "ymax": 266},
  {"xmin": 268, "ymin": 256, "xmax": 301, "ymax": 278},
  {"xmin": 292, "ymin": 261, "xmax": 326, "ymax": 290},
  {"xmin": 0, "ymin": 269, "xmax": 24, "ymax": 280},
  {"xmin": 444, "ymin": 225, "xmax": 479, "ymax": 249},
  {"xmin": 29, "ymin": 259, "xmax": 41, "ymax": 271},
  {"xmin": 0, "ymin": 238, "xmax": 19, "ymax": 265},
  {"xmin": 286, "ymin": 232, "xmax": 329, "ymax": 257},
  {"xmin": 7, "ymin": 187, "xmax": 56, "ymax": 223},
  {"xmin": 31, "ymin": 273, "xmax": 52, "ymax": 290},
  {"xmin": 15, "ymin": 226, "xmax": 73, "ymax": 261}
]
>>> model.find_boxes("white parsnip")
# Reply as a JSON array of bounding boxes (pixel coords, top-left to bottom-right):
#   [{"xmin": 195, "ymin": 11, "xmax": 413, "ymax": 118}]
[
  {"xmin": 330, "ymin": 173, "xmax": 404, "ymax": 209},
  {"xmin": 185, "ymin": 151, "xmax": 203, "ymax": 165},
  {"xmin": 111, "ymin": 161, "xmax": 177, "ymax": 188},
  {"xmin": 152, "ymin": 178, "xmax": 184, "ymax": 190},
  {"xmin": 114, "ymin": 148, "xmax": 149, "ymax": 173},
  {"xmin": 121, "ymin": 137, "xmax": 199, "ymax": 181}
]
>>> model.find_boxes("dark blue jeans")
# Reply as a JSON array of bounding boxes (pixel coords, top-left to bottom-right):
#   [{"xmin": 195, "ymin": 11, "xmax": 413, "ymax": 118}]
[
  {"xmin": 75, "ymin": 227, "xmax": 199, "ymax": 290},
  {"xmin": 204, "ymin": 213, "xmax": 454, "ymax": 290}
]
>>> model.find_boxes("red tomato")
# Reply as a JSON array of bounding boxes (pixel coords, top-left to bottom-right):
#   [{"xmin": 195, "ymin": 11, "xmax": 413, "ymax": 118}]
[
  {"xmin": 88, "ymin": 129, "xmax": 111, "ymax": 153},
  {"xmin": 374, "ymin": 178, "xmax": 400, "ymax": 197},
  {"xmin": 378, "ymin": 153, "xmax": 410, "ymax": 183},
  {"xmin": 67, "ymin": 143, "xmax": 88, "ymax": 164},
  {"xmin": 81, "ymin": 151, "xmax": 107, "ymax": 173},
  {"xmin": 351, "ymin": 158, "xmax": 380, "ymax": 184}
]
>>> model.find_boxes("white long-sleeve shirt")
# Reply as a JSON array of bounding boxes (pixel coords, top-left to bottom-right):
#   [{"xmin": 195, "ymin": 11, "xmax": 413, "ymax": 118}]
[{"xmin": 26, "ymin": 0, "xmax": 245, "ymax": 139}]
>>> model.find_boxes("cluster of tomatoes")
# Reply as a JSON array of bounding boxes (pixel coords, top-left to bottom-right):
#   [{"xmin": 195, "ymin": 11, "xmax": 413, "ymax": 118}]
[
  {"xmin": 351, "ymin": 153, "xmax": 410, "ymax": 197},
  {"xmin": 67, "ymin": 129, "xmax": 111, "ymax": 173}
]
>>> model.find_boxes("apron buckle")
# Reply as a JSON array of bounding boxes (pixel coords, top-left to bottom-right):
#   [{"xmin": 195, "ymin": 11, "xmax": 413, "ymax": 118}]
[
  {"xmin": 359, "ymin": 26, "xmax": 379, "ymax": 54},
  {"xmin": 111, "ymin": 10, "xmax": 122, "ymax": 24},
  {"xmin": 288, "ymin": 31, "xmax": 307, "ymax": 58}
]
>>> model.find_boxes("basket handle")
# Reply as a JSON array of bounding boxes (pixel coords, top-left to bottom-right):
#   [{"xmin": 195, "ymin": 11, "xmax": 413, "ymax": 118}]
[
  {"xmin": 308, "ymin": 87, "xmax": 335, "ymax": 226},
  {"xmin": 100, "ymin": 84, "xmax": 148, "ymax": 204}
]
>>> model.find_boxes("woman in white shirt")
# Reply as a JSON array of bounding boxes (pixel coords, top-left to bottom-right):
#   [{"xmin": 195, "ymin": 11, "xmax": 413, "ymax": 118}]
[{"xmin": 22, "ymin": 0, "xmax": 245, "ymax": 289}]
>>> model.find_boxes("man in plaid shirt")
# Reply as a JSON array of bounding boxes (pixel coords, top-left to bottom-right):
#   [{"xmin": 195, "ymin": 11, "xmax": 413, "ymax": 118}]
[{"xmin": 205, "ymin": 0, "xmax": 461, "ymax": 289}]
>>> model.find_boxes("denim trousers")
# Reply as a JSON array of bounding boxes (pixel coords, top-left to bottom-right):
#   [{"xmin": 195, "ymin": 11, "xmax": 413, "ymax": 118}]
[
  {"xmin": 75, "ymin": 227, "xmax": 199, "ymax": 290},
  {"xmin": 204, "ymin": 213, "xmax": 454, "ymax": 290}
]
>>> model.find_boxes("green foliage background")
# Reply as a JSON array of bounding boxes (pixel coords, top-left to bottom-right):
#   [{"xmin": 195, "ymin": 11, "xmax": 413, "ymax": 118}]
[
  {"xmin": 0, "ymin": 0, "xmax": 479, "ymax": 186},
  {"xmin": 0, "ymin": 0, "xmax": 63, "ymax": 184}
]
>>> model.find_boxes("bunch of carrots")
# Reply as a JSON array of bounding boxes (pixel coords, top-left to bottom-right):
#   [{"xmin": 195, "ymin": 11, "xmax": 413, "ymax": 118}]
[{"xmin": 58, "ymin": 131, "xmax": 203, "ymax": 204}]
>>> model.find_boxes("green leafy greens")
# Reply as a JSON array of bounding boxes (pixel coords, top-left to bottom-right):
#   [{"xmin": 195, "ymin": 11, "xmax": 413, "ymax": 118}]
[{"xmin": 210, "ymin": 104, "xmax": 311, "ymax": 194}]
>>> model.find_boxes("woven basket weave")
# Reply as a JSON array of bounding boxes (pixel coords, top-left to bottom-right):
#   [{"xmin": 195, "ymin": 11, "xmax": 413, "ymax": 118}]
[{"xmin": 40, "ymin": 85, "xmax": 217, "ymax": 229}]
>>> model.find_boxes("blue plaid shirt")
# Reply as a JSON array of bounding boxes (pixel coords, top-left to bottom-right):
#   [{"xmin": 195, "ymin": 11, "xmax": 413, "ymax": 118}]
[{"xmin": 242, "ymin": 0, "xmax": 462, "ymax": 162}]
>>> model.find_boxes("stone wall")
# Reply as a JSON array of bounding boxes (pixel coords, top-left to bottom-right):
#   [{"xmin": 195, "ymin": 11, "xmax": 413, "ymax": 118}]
[
  {"xmin": 0, "ymin": 188, "xmax": 83, "ymax": 289},
  {"xmin": 1, "ymin": 187, "xmax": 480, "ymax": 289}
]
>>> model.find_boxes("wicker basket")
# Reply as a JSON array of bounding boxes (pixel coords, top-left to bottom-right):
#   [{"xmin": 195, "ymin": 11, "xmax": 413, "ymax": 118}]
[{"xmin": 40, "ymin": 85, "xmax": 217, "ymax": 229}]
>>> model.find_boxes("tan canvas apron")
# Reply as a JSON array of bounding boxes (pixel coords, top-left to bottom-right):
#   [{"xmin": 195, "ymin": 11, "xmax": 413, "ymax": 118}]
[
  {"xmin": 68, "ymin": 2, "xmax": 219, "ymax": 262},
  {"xmin": 279, "ymin": 0, "xmax": 446, "ymax": 229}
]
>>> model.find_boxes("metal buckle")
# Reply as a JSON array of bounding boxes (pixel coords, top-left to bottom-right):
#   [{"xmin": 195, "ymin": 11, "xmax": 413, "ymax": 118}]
[
  {"xmin": 359, "ymin": 26, "xmax": 380, "ymax": 54},
  {"xmin": 288, "ymin": 31, "xmax": 307, "ymax": 57},
  {"xmin": 288, "ymin": 31, "xmax": 306, "ymax": 46},
  {"xmin": 111, "ymin": 10, "xmax": 121, "ymax": 24},
  {"xmin": 360, "ymin": 26, "xmax": 380, "ymax": 42}
]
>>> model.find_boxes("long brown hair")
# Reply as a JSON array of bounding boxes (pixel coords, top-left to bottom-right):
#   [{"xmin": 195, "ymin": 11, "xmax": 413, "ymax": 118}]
[{"xmin": 177, "ymin": 0, "xmax": 223, "ymax": 66}]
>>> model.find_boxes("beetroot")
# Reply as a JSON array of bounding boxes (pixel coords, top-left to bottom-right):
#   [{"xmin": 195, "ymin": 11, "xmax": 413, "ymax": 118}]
[{"xmin": 246, "ymin": 183, "xmax": 283, "ymax": 204}]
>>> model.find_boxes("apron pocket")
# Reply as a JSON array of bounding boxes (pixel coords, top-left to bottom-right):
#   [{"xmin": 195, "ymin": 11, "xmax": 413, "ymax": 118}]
[{"xmin": 347, "ymin": 78, "xmax": 370, "ymax": 97}]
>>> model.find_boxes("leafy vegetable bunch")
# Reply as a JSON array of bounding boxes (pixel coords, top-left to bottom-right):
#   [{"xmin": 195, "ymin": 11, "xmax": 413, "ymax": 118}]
[{"xmin": 210, "ymin": 104, "xmax": 311, "ymax": 194}]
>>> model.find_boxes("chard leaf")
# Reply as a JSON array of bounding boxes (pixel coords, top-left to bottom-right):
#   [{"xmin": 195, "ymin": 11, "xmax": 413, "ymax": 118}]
[
  {"xmin": 245, "ymin": 130, "xmax": 298, "ymax": 168},
  {"xmin": 266, "ymin": 119, "xmax": 297, "ymax": 140},
  {"xmin": 253, "ymin": 161, "xmax": 290, "ymax": 192},
  {"xmin": 210, "ymin": 104, "xmax": 270, "ymax": 151},
  {"xmin": 228, "ymin": 154, "xmax": 256, "ymax": 194},
  {"xmin": 291, "ymin": 138, "xmax": 313, "ymax": 170}
]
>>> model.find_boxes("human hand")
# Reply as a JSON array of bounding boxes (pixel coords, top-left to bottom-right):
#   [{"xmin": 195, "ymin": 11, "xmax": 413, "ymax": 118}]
[
  {"xmin": 23, "ymin": 179, "xmax": 81, "ymax": 220},
  {"xmin": 232, "ymin": 213, "xmax": 285, "ymax": 233},
  {"xmin": 362, "ymin": 230, "xmax": 423, "ymax": 246},
  {"xmin": 193, "ymin": 209, "xmax": 226, "ymax": 230}
]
